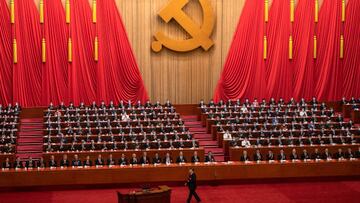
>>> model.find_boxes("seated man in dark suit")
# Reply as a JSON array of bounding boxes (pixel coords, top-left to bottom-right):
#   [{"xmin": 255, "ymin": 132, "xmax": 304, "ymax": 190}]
[
  {"xmin": 83, "ymin": 155, "xmax": 92, "ymax": 167},
  {"xmin": 25, "ymin": 156, "xmax": 35, "ymax": 168},
  {"xmin": 278, "ymin": 149, "xmax": 286, "ymax": 161},
  {"xmin": 163, "ymin": 152, "xmax": 173, "ymax": 164},
  {"xmin": 49, "ymin": 155, "xmax": 57, "ymax": 167},
  {"xmin": 322, "ymin": 148, "xmax": 332, "ymax": 160},
  {"xmin": 107, "ymin": 154, "xmax": 116, "ymax": 166},
  {"xmin": 152, "ymin": 153, "xmax": 162, "ymax": 164},
  {"xmin": 240, "ymin": 150, "xmax": 250, "ymax": 162},
  {"xmin": 60, "ymin": 154, "xmax": 70, "ymax": 167},
  {"xmin": 205, "ymin": 151, "xmax": 215, "ymax": 163},
  {"xmin": 119, "ymin": 153, "xmax": 128, "ymax": 166},
  {"xmin": 72, "ymin": 154, "xmax": 82, "ymax": 167},
  {"xmin": 290, "ymin": 149, "xmax": 299, "ymax": 160},
  {"xmin": 176, "ymin": 151, "xmax": 187, "ymax": 164},
  {"xmin": 2, "ymin": 157, "xmax": 11, "ymax": 169},
  {"xmin": 312, "ymin": 148, "xmax": 322, "ymax": 160},
  {"xmin": 301, "ymin": 149, "xmax": 310, "ymax": 160},
  {"xmin": 253, "ymin": 149, "xmax": 262, "ymax": 161},
  {"xmin": 267, "ymin": 150, "xmax": 275, "ymax": 161},
  {"xmin": 13, "ymin": 157, "xmax": 23, "ymax": 169},
  {"xmin": 140, "ymin": 152, "xmax": 150, "ymax": 165},
  {"xmin": 95, "ymin": 154, "xmax": 104, "ymax": 166},
  {"xmin": 191, "ymin": 151, "xmax": 200, "ymax": 163},
  {"xmin": 345, "ymin": 148, "xmax": 354, "ymax": 159},
  {"xmin": 130, "ymin": 153, "xmax": 138, "ymax": 165},
  {"xmin": 37, "ymin": 157, "xmax": 46, "ymax": 168},
  {"xmin": 335, "ymin": 148, "xmax": 345, "ymax": 160},
  {"xmin": 356, "ymin": 147, "xmax": 360, "ymax": 158}
]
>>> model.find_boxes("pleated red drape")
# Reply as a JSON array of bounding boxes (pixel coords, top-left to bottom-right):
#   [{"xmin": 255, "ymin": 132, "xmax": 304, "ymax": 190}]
[
  {"xmin": 265, "ymin": 0, "xmax": 292, "ymax": 101},
  {"xmin": 68, "ymin": 0, "xmax": 98, "ymax": 105},
  {"xmin": 292, "ymin": 0, "xmax": 315, "ymax": 100},
  {"xmin": 41, "ymin": 0, "xmax": 69, "ymax": 105},
  {"xmin": 13, "ymin": 0, "xmax": 42, "ymax": 106},
  {"xmin": 314, "ymin": 0, "xmax": 343, "ymax": 101},
  {"xmin": 97, "ymin": 0, "xmax": 148, "ymax": 104},
  {"xmin": 0, "ymin": 0, "xmax": 12, "ymax": 104},
  {"xmin": 343, "ymin": 0, "xmax": 360, "ymax": 97},
  {"xmin": 215, "ymin": 0, "xmax": 359, "ymax": 102},
  {"xmin": 214, "ymin": 0, "xmax": 266, "ymax": 102},
  {"xmin": 0, "ymin": 0, "xmax": 148, "ymax": 107}
]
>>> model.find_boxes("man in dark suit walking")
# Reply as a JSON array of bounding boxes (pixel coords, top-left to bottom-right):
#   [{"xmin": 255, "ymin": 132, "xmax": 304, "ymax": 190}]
[{"xmin": 186, "ymin": 168, "xmax": 201, "ymax": 203}]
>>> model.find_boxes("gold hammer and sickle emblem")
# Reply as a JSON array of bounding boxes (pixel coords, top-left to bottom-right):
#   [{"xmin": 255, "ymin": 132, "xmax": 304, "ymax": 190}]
[{"xmin": 152, "ymin": 0, "xmax": 216, "ymax": 52}]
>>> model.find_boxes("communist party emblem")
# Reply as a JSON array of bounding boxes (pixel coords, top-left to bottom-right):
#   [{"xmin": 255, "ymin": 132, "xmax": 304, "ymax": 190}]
[{"xmin": 152, "ymin": 0, "xmax": 216, "ymax": 52}]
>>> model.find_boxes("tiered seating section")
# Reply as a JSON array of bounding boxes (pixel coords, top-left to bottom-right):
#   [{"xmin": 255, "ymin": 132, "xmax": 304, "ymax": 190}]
[
  {"xmin": 34, "ymin": 101, "xmax": 204, "ymax": 168},
  {"xmin": 0, "ymin": 104, "xmax": 20, "ymax": 154},
  {"xmin": 199, "ymin": 98, "xmax": 360, "ymax": 161}
]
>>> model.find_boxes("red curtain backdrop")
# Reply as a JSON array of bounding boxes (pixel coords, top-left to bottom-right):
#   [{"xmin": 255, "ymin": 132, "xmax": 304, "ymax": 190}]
[
  {"xmin": 343, "ymin": 0, "xmax": 360, "ymax": 97},
  {"xmin": 314, "ymin": 0, "xmax": 343, "ymax": 101},
  {"xmin": 214, "ymin": 0, "xmax": 266, "ymax": 102},
  {"xmin": 215, "ymin": 0, "xmax": 359, "ymax": 102},
  {"xmin": 68, "ymin": 0, "xmax": 98, "ymax": 105},
  {"xmin": 41, "ymin": 0, "xmax": 69, "ymax": 105},
  {"xmin": 265, "ymin": 0, "xmax": 292, "ymax": 100},
  {"xmin": 0, "ymin": 0, "xmax": 12, "ymax": 104},
  {"xmin": 97, "ymin": 0, "xmax": 148, "ymax": 104},
  {"xmin": 12, "ymin": 0, "xmax": 42, "ymax": 107},
  {"xmin": 292, "ymin": 0, "xmax": 315, "ymax": 100},
  {"xmin": 0, "ymin": 0, "xmax": 148, "ymax": 107}
]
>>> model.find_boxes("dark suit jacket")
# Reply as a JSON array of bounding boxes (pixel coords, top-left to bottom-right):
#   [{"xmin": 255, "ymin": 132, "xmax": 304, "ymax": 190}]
[
  {"xmin": 83, "ymin": 160, "xmax": 92, "ymax": 166},
  {"xmin": 253, "ymin": 153, "xmax": 262, "ymax": 161},
  {"xmin": 107, "ymin": 159, "xmax": 116, "ymax": 165},
  {"xmin": 152, "ymin": 157, "xmax": 162, "ymax": 164},
  {"xmin": 72, "ymin": 160, "xmax": 82, "ymax": 167},
  {"xmin": 26, "ymin": 161, "xmax": 35, "ymax": 168},
  {"xmin": 191, "ymin": 156, "xmax": 200, "ymax": 163},
  {"xmin": 60, "ymin": 160, "xmax": 70, "ymax": 167},
  {"xmin": 278, "ymin": 154, "xmax": 286, "ymax": 160},
  {"xmin": 119, "ymin": 158, "xmax": 127, "ymax": 165},
  {"xmin": 13, "ymin": 161, "xmax": 23, "ymax": 168},
  {"xmin": 322, "ymin": 152, "xmax": 332, "ymax": 159},
  {"xmin": 187, "ymin": 173, "xmax": 197, "ymax": 190},
  {"xmin": 95, "ymin": 159, "xmax": 104, "ymax": 166},
  {"xmin": 290, "ymin": 154, "xmax": 298, "ymax": 160},
  {"xmin": 2, "ymin": 162, "xmax": 11, "ymax": 169},
  {"xmin": 301, "ymin": 153, "xmax": 310, "ymax": 160},
  {"xmin": 163, "ymin": 157, "xmax": 173, "ymax": 164},
  {"xmin": 335, "ymin": 152, "xmax": 344, "ymax": 159},
  {"xmin": 312, "ymin": 153, "xmax": 321, "ymax": 160},
  {"xmin": 176, "ymin": 156, "xmax": 187, "ymax": 163},
  {"xmin": 240, "ymin": 155, "xmax": 249, "ymax": 162},
  {"xmin": 140, "ymin": 157, "xmax": 150, "ymax": 164},
  {"xmin": 130, "ymin": 158, "xmax": 138, "ymax": 165},
  {"xmin": 49, "ymin": 160, "xmax": 57, "ymax": 167},
  {"xmin": 267, "ymin": 154, "xmax": 274, "ymax": 161},
  {"xmin": 205, "ymin": 155, "xmax": 215, "ymax": 162}
]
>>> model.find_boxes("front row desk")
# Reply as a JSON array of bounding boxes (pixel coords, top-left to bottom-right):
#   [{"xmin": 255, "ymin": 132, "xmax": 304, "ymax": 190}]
[{"xmin": 0, "ymin": 160, "xmax": 359, "ymax": 188}]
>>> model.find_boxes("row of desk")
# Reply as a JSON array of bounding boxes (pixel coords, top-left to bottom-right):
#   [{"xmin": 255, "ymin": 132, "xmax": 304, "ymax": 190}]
[{"xmin": 0, "ymin": 160, "xmax": 359, "ymax": 188}]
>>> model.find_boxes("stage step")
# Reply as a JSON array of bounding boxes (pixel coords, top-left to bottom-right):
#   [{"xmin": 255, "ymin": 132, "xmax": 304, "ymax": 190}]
[
  {"xmin": 183, "ymin": 115, "xmax": 225, "ymax": 162},
  {"xmin": 16, "ymin": 117, "xmax": 44, "ymax": 160}
]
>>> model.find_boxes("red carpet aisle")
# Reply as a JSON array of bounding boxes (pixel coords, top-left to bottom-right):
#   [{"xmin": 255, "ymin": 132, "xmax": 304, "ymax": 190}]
[
  {"xmin": 16, "ymin": 118, "xmax": 44, "ymax": 159},
  {"xmin": 1, "ymin": 181, "xmax": 359, "ymax": 203},
  {"xmin": 182, "ymin": 115, "xmax": 225, "ymax": 161}
]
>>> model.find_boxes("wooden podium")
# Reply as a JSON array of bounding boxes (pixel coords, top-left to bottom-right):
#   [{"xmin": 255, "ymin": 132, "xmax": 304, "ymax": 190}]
[{"xmin": 118, "ymin": 185, "xmax": 171, "ymax": 203}]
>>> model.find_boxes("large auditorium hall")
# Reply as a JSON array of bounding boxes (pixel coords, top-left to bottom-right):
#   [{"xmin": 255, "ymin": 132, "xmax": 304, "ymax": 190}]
[{"xmin": 0, "ymin": 0, "xmax": 359, "ymax": 202}]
